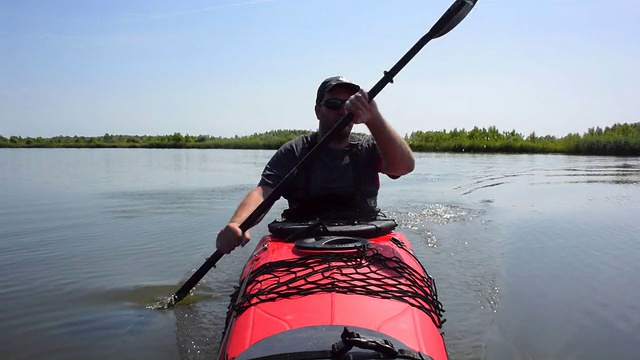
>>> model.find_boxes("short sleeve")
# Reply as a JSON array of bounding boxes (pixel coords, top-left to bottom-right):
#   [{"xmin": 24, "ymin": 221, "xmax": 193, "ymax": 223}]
[
  {"xmin": 358, "ymin": 134, "xmax": 400, "ymax": 179},
  {"xmin": 258, "ymin": 135, "xmax": 309, "ymax": 189}
]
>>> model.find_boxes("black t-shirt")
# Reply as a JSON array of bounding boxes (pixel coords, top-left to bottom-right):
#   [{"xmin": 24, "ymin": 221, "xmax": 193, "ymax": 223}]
[{"xmin": 258, "ymin": 132, "xmax": 386, "ymax": 219}]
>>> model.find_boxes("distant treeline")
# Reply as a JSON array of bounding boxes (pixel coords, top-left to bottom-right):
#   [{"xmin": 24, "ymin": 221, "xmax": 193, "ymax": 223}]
[
  {"xmin": 2, "ymin": 123, "xmax": 639, "ymax": 156},
  {"xmin": 0, "ymin": 129, "xmax": 310, "ymax": 150},
  {"xmin": 407, "ymin": 122, "xmax": 640, "ymax": 156}
]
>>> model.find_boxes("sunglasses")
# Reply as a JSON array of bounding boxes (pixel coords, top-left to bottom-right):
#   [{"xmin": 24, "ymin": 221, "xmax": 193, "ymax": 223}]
[{"xmin": 320, "ymin": 98, "xmax": 347, "ymax": 111}]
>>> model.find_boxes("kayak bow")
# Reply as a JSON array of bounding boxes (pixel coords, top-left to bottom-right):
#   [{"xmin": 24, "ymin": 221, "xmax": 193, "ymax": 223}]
[{"xmin": 218, "ymin": 218, "xmax": 447, "ymax": 360}]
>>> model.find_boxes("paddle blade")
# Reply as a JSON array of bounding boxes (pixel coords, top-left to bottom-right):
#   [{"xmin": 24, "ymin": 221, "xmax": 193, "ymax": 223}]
[
  {"xmin": 430, "ymin": 0, "xmax": 478, "ymax": 39},
  {"xmin": 155, "ymin": 250, "xmax": 224, "ymax": 309},
  {"xmin": 149, "ymin": 294, "xmax": 178, "ymax": 310}
]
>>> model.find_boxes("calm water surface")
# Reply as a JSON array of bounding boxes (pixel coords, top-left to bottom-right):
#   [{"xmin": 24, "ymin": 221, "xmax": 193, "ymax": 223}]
[{"xmin": 0, "ymin": 148, "xmax": 638, "ymax": 360}]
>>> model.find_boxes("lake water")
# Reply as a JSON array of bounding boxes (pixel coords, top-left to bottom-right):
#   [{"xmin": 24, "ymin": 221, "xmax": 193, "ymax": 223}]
[{"xmin": 0, "ymin": 148, "xmax": 638, "ymax": 360}]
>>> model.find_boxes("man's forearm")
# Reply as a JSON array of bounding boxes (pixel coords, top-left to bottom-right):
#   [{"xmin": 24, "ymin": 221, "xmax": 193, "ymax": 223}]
[
  {"xmin": 367, "ymin": 115, "xmax": 415, "ymax": 176},
  {"xmin": 229, "ymin": 186, "xmax": 273, "ymax": 225}
]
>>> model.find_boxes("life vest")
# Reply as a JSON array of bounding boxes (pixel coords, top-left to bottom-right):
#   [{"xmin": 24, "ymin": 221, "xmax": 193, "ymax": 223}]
[{"xmin": 281, "ymin": 133, "xmax": 379, "ymax": 222}]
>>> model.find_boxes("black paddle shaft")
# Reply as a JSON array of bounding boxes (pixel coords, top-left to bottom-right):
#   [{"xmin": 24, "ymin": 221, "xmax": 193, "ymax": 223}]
[{"xmin": 168, "ymin": 0, "xmax": 478, "ymax": 307}]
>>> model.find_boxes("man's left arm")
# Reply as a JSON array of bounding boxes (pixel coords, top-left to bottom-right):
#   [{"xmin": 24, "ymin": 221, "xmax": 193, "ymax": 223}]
[
  {"xmin": 346, "ymin": 89, "xmax": 415, "ymax": 177},
  {"xmin": 366, "ymin": 111, "xmax": 415, "ymax": 177}
]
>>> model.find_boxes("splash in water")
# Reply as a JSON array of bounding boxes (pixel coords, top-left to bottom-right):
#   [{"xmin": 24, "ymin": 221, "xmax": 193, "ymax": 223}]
[{"xmin": 148, "ymin": 295, "xmax": 178, "ymax": 310}]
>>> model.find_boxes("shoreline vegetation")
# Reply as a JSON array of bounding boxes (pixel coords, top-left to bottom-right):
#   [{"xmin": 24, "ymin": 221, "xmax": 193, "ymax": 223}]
[{"xmin": 2, "ymin": 123, "xmax": 639, "ymax": 156}]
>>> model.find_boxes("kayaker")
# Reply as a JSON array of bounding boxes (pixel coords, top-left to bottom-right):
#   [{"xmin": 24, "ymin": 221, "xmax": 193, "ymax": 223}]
[{"xmin": 216, "ymin": 76, "xmax": 415, "ymax": 254}]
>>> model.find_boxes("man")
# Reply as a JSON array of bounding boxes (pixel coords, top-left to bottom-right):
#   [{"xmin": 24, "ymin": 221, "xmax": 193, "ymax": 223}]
[{"xmin": 216, "ymin": 76, "xmax": 415, "ymax": 254}]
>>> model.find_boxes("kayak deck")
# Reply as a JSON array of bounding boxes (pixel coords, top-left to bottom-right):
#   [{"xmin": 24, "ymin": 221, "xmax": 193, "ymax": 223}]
[{"xmin": 219, "ymin": 223, "xmax": 447, "ymax": 360}]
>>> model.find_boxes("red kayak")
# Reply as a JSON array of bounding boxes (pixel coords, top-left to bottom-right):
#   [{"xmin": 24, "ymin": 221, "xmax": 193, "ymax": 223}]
[{"xmin": 218, "ymin": 218, "xmax": 447, "ymax": 360}]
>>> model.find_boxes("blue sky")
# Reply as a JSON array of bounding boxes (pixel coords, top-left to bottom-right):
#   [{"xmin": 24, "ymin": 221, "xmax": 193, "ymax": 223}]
[{"xmin": 1, "ymin": 0, "xmax": 638, "ymax": 138}]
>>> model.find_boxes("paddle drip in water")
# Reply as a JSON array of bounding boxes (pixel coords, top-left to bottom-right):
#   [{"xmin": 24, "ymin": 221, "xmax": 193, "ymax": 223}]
[
  {"xmin": 147, "ymin": 283, "xmax": 215, "ymax": 309},
  {"xmin": 148, "ymin": 295, "xmax": 178, "ymax": 310},
  {"xmin": 149, "ymin": 293, "xmax": 213, "ymax": 309}
]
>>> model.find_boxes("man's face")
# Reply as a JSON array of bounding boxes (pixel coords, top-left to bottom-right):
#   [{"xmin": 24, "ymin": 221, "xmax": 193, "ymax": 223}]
[{"xmin": 315, "ymin": 86, "xmax": 357, "ymax": 140}]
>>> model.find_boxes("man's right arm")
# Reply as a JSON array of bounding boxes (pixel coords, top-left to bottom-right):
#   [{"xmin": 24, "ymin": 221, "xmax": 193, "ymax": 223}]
[
  {"xmin": 216, "ymin": 185, "xmax": 274, "ymax": 254},
  {"xmin": 216, "ymin": 137, "xmax": 300, "ymax": 254},
  {"xmin": 229, "ymin": 185, "xmax": 274, "ymax": 225}
]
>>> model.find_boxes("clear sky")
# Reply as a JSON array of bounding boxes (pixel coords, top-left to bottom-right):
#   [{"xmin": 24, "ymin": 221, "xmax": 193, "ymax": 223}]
[{"xmin": 1, "ymin": 0, "xmax": 638, "ymax": 138}]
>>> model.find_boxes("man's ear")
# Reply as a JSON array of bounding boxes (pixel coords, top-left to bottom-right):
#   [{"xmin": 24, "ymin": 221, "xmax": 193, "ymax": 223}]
[{"xmin": 314, "ymin": 104, "xmax": 321, "ymax": 120}]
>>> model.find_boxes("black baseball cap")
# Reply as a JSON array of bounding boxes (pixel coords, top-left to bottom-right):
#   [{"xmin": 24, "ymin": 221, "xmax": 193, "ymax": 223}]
[{"xmin": 315, "ymin": 76, "xmax": 360, "ymax": 104}]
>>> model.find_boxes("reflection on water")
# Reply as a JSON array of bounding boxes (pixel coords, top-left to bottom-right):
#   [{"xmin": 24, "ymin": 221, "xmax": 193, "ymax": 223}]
[{"xmin": 79, "ymin": 284, "xmax": 222, "ymax": 310}]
